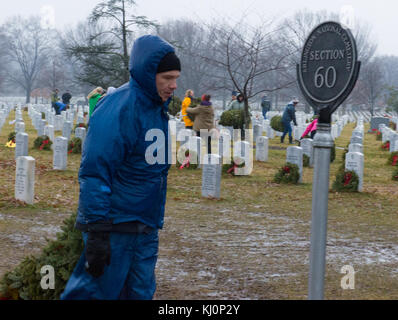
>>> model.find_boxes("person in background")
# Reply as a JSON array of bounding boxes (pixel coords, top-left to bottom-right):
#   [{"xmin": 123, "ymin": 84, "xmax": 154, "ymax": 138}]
[
  {"xmin": 51, "ymin": 88, "xmax": 60, "ymax": 114},
  {"xmin": 226, "ymin": 90, "xmax": 238, "ymax": 110},
  {"xmin": 62, "ymin": 90, "xmax": 72, "ymax": 109},
  {"xmin": 281, "ymin": 99, "xmax": 298, "ymax": 144},
  {"xmin": 87, "ymin": 87, "xmax": 105, "ymax": 117},
  {"xmin": 301, "ymin": 115, "xmax": 318, "ymax": 140},
  {"xmin": 61, "ymin": 35, "xmax": 181, "ymax": 300},
  {"xmin": 229, "ymin": 93, "xmax": 245, "ymax": 111},
  {"xmin": 187, "ymin": 94, "xmax": 215, "ymax": 154},
  {"xmin": 181, "ymin": 89, "xmax": 194, "ymax": 129},
  {"xmin": 261, "ymin": 95, "xmax": 271, "ymax": 120}
]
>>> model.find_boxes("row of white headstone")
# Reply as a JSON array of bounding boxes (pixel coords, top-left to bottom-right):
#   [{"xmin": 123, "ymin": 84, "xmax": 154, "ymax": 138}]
[
  {"xmin": 379, "ymin": 123, "xmax": 398, "ymax": 152},
  {"xmin": 11, "ymin": 104, "xmax": 88, "ymax": 205},
  {"xmin": 345, "ymin": 120, "xmax": 365, "ymax": 192}
]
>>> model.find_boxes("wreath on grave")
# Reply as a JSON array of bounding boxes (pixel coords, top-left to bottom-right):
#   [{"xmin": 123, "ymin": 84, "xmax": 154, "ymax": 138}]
[
  {"xmin": 332, "ymin": 169, "xmax": 359, "ymax": 192},
  {"xmin": 73, "ymin": 123, "xmax": 87, "ymax": 131},
  {"xmin": 303, "ymin": 154, "xmax": 310, "ymax": 167},
  {"xmin": 381, "ymin": 141, "xmax": 390, "ymax": 151},
  {"xmin": 68, "ymin": 137, "xmax": 82, "ymax": 154},
  {"xmin": 222, "ymin": 156, "xmax": 245, "ymax": 175},
  {"xmin": 176, "ymin": 148, "xmax": 199, "ymax": 170},
  {"xmin": 387, "ymin": 152, "xmax": 398, "ymax": 166},
  {"xmin": 34, "ymin": 135, "xmax": 52, "ymax": 151},
  {"xmin": 393, "ymin": 167, "xmax": 398, "ymax": 181},
  {"xmin": 376, "ymin": 130, "xmax": 382, "ymax": 141},
  {"xmin": 273, "ymin": 163, "xmax": 300, "ymax": 184},
  {"xmin": 5, "ymin": 131, "xmax": 16, "ymax": 148}
]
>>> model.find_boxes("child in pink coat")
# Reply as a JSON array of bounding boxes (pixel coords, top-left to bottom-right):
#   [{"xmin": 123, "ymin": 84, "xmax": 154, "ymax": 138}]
[{"xmin": 301, "ymin": 116, "xmax": 318, "ymax": 140}]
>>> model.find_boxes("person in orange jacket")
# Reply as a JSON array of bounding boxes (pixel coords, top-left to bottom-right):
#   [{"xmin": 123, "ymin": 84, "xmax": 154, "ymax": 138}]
[{"xmin": 181, "ymin": 89, "xmax": 194, "ymax": 129}]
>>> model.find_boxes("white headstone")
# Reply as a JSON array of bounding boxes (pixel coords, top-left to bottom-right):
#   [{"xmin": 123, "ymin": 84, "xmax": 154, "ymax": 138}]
[
  {"xmin": 218, "ymin": 131, "xmax": 231, "ymax": 164},
  {"xmin": 201, "ymin": 154, "xmax": 222, "ymax": 199},
  {"xmin": 15, "ymin": 156, "xmax": 35, "ymax": 204},
  {"xmin": 53, "ymin": 137, "xmax": 68, "ymax": 170},
  {"xmin": 62, "ymin": 121, "xmax": 73, "ymax": 141},
  {"xmin": 348, "ymin": 143, "xmax": 363, "ymax": 154},
  {"xmin": 301, "ymin": 138, "xmax": 314, "ymax": 167},
  {"xmin": 345, "ymin": 152, "xmax": 364, "ymax": 192},
  {"xmin": 15, "ymin": 132, "xmax": 29, "ymax": 159},
  {"xmin": 44, "ymin": 125, "xmax": 55, "ymax": 143},
  {"xmin": 255, "ymin": 136, "xmax": 269, "ymax": 162},
  {"xmin": 233, "ymin": 141, "xmax": 252, "ymax": 175},
  {"xmin": 75, "ymin": 127, "xmax": 87, "ymax": 145},
  {"xmin": 286, "ymin": 146, "xmax": 303, "ymax": 183}
]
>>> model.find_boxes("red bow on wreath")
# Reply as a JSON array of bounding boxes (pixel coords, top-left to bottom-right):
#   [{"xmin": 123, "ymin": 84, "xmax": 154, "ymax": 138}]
[
  {"xmin": 39, "ymin": 140, "xmax": 49, "ymax": 150},
  {"xmin": 382, "ymin": 142, "xmax": 390, "ymax": 150},
  {"xmin": 283, "ymin": 166, "xmax": 290, "ymax": 174},
  {"xmin": 227, "ymin": 162, "xmax": 239, "ymax": 174},
  {"xmin": 393, "ymin": 155, "xmax": 398, "ymax": 166},
  {"xmin": 68, "ymin": 143, "xmax": 74, "ymax": 154},
  {"xmin": 344, "ymin": 173, "xmax": 353, "ymax": 186},
  {"xmin": 179, "ymin": 154, "xmax": 191, "ymax": 170}
]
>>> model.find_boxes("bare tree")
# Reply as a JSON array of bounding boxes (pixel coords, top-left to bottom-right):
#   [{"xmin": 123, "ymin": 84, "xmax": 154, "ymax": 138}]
[
  {"xmin": 1, "ymin": 16, "xmax": 50, "ymax": 103},
  {"xmin": 157, "ymin": 19, "xmax": 215, "ymax": 98},
  {"xmin": 352, "ymin": 58, "xmax": 384, "ymax": 116},
  {"xmin": 198, "ymin": 18, "xmax": 295, "ymax": 128}
]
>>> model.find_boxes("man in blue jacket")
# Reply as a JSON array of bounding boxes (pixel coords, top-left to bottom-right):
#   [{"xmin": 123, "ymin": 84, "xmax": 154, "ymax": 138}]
[
  {"xmin": 61, "ymin": 35, "xmax": 181, "ymax": 300},
  {"xmin": 281, "ymin": 99, "xmax": 298, "ymax": 144}
]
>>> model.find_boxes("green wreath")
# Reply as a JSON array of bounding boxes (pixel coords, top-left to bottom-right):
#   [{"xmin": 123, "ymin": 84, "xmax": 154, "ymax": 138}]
[
  {"xmin": 33, "ymin": 136, "xmax": 52, "ymax": 151},
  {"xmin": 68, "ymin": 137, "xmax": 82, "ymax": 154},
  {"xmin": 303, "ymin": 154, "xmax": 310, "ymax": 167},
  {"xmin": 376, "ymin": 131, "xmax": 382, "ymax": 141},
  {"xmin": 273, "ymin": 163, "xmax": 300, "ymax": 184},
  {"xmin": 222, "ymin": 156, "xmax": 245, "ymax": 175},
  {"xmin": 176, "ymin": 149, "xmax": 199, "ymax": 170},
  {"xmin": 73, "ymin": 123, "xmax": 87, "ymax": 131},
  {"xmin": 381, "ymin": 141, "xmax": 390, "ymax": 151},
  {"xmin": 393, "ymin": 167, "xmax": 398, "ymax": 181},
  {"xmin": 388, "ymin": 152, "xmax": 398, "ymax": 166},
  {"xmin": 7, "ymin": 131, "xmax": 16, "ymax": 143},
  {"xmin": 270, "ymin": 115, "xmax": 284, "ymax": 132},
  {"xmin": 332, "ymin": 169, "xmax": 359, "ymax": 192}
]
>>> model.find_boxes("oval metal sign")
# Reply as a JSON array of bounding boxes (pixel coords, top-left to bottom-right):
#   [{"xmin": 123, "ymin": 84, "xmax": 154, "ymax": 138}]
[{"xmin": 298, "ymin": 21, "xmax": 358, "ymax": 104}]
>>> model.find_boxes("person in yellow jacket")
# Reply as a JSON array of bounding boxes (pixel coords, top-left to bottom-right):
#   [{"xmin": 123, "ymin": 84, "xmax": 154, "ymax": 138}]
[{"xmin": 181, "ymin": 89, "xmax": 194, "ymax": 129}]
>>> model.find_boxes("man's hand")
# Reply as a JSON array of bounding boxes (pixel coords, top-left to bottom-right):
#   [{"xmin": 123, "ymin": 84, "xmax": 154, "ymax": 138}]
[{"xmin": 85, "ymin": 232, "xmax": 111, "ymax": 278}]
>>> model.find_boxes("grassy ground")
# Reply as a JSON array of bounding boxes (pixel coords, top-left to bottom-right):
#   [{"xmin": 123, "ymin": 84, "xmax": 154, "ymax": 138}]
[{"xmin": 1, "ymin": 109, "xmax": 398, "ymax": 299}]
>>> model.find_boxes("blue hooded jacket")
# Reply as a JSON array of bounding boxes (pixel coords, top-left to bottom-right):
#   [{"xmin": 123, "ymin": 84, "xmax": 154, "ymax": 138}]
[
  {"xmin": 282, "ymin": 102, "xmax": 297, "ymax": 126},
  {"xmin": 75, "ymin": 35, "xmax": 174, "ymax": 230}
]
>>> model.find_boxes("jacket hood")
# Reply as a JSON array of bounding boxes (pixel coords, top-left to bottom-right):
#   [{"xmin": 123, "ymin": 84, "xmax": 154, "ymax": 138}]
[{"xmin": 129, "ymin": 35, "xmax": 175, "ymax": 101}]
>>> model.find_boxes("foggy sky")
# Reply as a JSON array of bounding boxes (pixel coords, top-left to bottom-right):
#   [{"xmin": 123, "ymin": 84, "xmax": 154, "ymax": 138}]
[{"xmin": 0, "ymin": 0, "xmax": 396, "ymax": 56}]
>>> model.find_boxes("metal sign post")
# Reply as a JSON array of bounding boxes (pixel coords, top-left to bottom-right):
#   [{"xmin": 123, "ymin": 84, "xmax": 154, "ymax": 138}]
[{"xmin": 296, "ymin": 21, "xmax": 360, "ymax": 300}]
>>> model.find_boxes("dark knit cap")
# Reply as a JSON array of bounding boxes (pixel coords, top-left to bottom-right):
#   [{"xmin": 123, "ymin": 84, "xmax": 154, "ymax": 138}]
[{"xmin": 157, "ymin": 52, "xmax": 181, "ymax": 73}]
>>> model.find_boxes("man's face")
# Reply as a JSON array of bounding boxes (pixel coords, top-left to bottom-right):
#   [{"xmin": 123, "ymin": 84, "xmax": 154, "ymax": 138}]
[{"xmin": 156, "ymin": 70, "xmax": 180, "ymax": 102}]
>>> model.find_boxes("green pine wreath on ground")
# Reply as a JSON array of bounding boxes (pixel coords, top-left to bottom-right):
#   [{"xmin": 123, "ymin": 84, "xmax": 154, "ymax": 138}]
[
  {"xmin": 33, "ymin": 136, "xmax": 52, "ymax": 151},
  {"xmin": 332, "ymin": 169, "xmax": 359, "ymax": 192},
  {"xmin": 68, "ymin": 138, "xmax": 82, "ymax": 154},
  {"xmin": 0, "ymin": 213, "xmax": 83, "ymax": 300},
  {"xmin": 393, "ymin": 167, "xmax": 398, "ymax": 181},
  {"xmin": 222, "ymin": 156, "xmax": 245, "ymax": 175},
  {"xmin": 388, "ymin": 152, "xmax": 398, "ymax": 166},
  {"xmin": 273, "ymin": 163, "xmax": 300, "ymax": 184}
]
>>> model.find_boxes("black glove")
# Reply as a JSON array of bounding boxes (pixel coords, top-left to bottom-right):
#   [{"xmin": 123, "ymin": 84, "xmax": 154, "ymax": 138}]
[{"xmin": 85, "ymin": 232, "xmax": 111, "ymax": 278}]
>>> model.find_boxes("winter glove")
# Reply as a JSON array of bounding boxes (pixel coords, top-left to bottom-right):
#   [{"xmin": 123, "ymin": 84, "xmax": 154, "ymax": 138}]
[{"xmin": 85, "ymin": 232, "xmax": 111, "ymax": 278}]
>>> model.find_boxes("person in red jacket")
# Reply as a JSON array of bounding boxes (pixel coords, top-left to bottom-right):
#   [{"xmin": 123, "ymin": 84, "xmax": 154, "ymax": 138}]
[{"xmin": 301, "ymin": 115, "xmax": 318, "ymax": 140}]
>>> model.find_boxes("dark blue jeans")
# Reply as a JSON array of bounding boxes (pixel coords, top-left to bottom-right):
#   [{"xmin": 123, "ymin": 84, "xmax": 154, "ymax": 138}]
[
  {"xmin": 61, "ymin": 230, "xmax": 159, "ymax": 300},
  {"xmin": 281, "ymin": 121, "xmax": 292, "ymax": 140}
]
